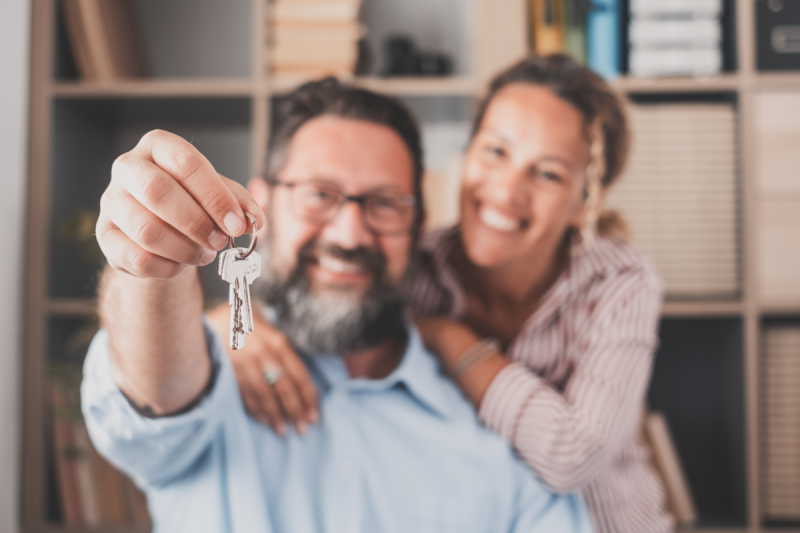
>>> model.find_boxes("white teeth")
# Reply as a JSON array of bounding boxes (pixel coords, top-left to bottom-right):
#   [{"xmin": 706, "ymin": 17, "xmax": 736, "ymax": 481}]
[
  {"xmin": 318, "ymin": 255, "xmax": 365, "ymax": 274},
  {"xmin": 478, "ymin": 206, "xmax": 520, "ymax": 232}
]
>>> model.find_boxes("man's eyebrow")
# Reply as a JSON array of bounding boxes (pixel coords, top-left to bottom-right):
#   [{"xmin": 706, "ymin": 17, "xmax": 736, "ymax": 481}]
[{"xmin": 288, "ymin": 176, "xmax": 411, "ymax": 195}]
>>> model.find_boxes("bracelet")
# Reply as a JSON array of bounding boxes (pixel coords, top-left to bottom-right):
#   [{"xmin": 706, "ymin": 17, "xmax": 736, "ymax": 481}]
[{"xmin": 452, "ymin": 338, "xmax": 501, "ymax": 378}]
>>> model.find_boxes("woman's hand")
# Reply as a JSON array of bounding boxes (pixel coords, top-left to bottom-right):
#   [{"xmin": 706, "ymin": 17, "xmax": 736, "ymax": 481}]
[
  {"xmin": 415, "ymin": 316, "xmax": 480, "ymax": 368},
  {"xmin": 207, "ymin": 304, "xmax": 319, "ymax": 436},
  {"xmin": 414, "ymin": 316, "xmax": 510, "ymax": 406}
]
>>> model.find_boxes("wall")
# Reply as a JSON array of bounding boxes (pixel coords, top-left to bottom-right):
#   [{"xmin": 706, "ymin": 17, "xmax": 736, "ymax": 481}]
[{"xmin": 0, "ymin": 0, "xmax": 30, "ymax": 530}]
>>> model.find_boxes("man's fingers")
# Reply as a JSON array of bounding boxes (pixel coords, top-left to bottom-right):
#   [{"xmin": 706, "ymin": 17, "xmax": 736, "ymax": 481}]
[
  {"xmin": 107, "ymin": 191, "xmax": 217, "ymax": 266},
  {"xmin": 137, "ymin": 130, "xmax": 247, "ymax": 237},
  {"xmin": 96, "ymin": 218, "xmax": 183, "ymax": 278},
  {"xmin": 221, "ymin": 176, "xmax": 266, "ymax": 235},
  {"xmin": 115, "ymin": 156, "xmax": 230, "ymax": 252}
]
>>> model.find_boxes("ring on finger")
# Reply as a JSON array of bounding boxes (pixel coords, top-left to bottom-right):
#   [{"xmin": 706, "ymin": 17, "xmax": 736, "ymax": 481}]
[{"xmin": 263, "ymin": 366, "xmax": 285, "ymax": 386}]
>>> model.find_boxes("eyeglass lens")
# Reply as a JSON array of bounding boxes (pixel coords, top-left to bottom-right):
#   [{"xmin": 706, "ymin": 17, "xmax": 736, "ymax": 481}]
[{"xmin": 291, "ymin": 183, "xmax": 415, "ymax": 234}]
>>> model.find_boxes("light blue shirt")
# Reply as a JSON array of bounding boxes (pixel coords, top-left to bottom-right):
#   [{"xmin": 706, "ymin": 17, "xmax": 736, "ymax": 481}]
[{"xmin": 82, "ymin": 319, "xmax": 593, "ymax": 533}]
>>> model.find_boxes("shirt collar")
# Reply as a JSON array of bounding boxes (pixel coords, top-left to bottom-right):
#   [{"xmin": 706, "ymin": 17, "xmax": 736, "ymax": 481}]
[{"xmin": 296, "ymin": 320, "xmax": 455, "ymax": 420}]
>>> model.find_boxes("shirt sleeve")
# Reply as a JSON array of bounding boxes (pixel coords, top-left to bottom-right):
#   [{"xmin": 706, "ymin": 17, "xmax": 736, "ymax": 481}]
[
  {"xmin": 80, "ymin": 319, "xmax": 239, "ymax": 489},
  {"xmin": 478, "ymin": 270, "xmax": 662, "ymax": 494}
]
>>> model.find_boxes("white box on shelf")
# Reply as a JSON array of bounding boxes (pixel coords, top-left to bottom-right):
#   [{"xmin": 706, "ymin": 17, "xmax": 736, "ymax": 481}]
[
  {"xmin": 629, "ymin": 47, "xmax": 722, "ymax": 77},
  {"xmin": 629, "ymin": 19, "xmax": 721, "ymax": 48},
  {"xmin": 630, "ymin": 0, "xmax": 722, "ymax": 18}
]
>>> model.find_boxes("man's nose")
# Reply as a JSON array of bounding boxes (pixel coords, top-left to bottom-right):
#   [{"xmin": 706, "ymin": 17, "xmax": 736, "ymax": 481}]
[{"xmin": 319, "ymin": 200, "xmax": 376, "ymax": 250}]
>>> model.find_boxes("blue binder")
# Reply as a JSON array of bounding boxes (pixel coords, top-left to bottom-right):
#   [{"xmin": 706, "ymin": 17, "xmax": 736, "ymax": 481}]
[{"xmin": 587, "ymin": 0, "xmax": 621, "ymax": 79}]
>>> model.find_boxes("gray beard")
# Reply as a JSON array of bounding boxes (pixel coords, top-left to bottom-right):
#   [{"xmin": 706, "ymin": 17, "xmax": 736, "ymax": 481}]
[{"xmin": 255, "ymin": 238, "xmax": 409, "ymax": 355}]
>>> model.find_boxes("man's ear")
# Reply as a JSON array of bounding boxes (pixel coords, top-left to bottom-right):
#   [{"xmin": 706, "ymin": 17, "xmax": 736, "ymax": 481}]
[{"xmin": 248, "ymin": 177, "xmax": 270, "ymax": 238}]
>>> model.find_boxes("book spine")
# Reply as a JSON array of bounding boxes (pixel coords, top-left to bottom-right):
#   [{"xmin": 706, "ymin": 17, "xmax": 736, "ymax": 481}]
[
  {"xmin": 530, "ymin": 0, "xmax": 564, "ymax": 55},
  {"xmin": 77, "ymin": 0, "xmax": 115, "ymax": 81},
  {"xmin": 587, "ymin": 0, "xmax": 620, "ymax": 79},
  {"xmin": 563, "ymin": 0, "xmax": 587, "ymax": 64},
  {"xmin": 50, "ymin": 380, "xmax": 84, "ymax": 524},
  {"xmin": 62, "ymin": 0, "xmax": 97, "ymax": 80},
  {"xmin": 72, "ymin": 422, "xmax": 100, "ymax": 525}
]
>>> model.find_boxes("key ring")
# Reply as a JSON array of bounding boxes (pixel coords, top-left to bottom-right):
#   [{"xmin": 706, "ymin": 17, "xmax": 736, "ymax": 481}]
[{"xmin": 227, "ymin": 212, "xmax": 259, "ymax": 259}]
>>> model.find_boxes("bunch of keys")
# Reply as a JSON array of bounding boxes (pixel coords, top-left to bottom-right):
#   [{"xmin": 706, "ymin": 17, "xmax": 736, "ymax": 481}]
[{"xmin": 218, "ymin": 212, "xmax": 261, "ymax": 350}]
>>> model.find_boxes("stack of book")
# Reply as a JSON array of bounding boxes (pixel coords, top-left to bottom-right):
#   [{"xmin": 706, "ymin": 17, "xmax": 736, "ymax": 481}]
[
  {"xmin": 762, "ymin": 326, "xmax": 800, "ymax": 520},
  {"xmin": 419, "ymin": 121, "xmax": 470, "ymax": 230},
  {"xmin": 271, "ymin": 0, "xmax": 364, "ymax": 80},
  {"xmin": 604, "ymin": 102, "xmax": 739, "ymax": 298},
  {"xmin": 50, "ymin": 373, "xmax": 150, "ymax": 526},
  {"xmin": 629, "ymin": 0, "xmax": 722, "ymax": 77},
  {"xmin": 62, "ymin": 0, "xmax": 146, "ymax": 81}
]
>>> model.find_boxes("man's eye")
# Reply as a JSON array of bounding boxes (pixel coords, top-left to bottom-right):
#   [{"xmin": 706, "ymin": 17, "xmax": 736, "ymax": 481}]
[
  {"xmin": 310, "ymin": 189, "xmax": 334, "ymax": 201},
  {"xmin": 304, "ymin": 188, "xmax": 339, "ymax": 207},
  {"xmin": 373, "ymin": 197, "xmax": 399, "ymax": 208}
]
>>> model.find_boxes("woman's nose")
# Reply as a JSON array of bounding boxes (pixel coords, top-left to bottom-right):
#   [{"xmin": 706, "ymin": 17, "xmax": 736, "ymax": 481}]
[{"xmin": 487, "ymin": 166, "xmax": 529, "ymax": 205}]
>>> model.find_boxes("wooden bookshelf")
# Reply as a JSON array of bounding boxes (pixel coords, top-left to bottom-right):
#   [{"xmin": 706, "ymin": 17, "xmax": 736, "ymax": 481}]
[{"xmin": 21, "ymin": 0, "xmax": 800, "ymax": 531}]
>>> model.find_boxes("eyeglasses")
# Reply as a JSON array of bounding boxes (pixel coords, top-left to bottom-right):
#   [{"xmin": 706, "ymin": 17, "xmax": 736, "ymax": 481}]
[{"xmin": 271, "ymin": 180, "xmax": 418, "ymax": 236}]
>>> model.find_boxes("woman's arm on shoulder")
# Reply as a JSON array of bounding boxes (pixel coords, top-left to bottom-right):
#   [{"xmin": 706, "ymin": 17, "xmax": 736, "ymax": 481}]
[{"xmin": 478, "ymin": 271, "xmax": 662, "ymax": 493}]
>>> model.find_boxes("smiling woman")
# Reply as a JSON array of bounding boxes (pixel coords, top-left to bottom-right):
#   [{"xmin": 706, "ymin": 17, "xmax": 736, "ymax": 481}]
[{"xmin": 410, "ymin": 55, "xmax": 670, "ymax": 533}]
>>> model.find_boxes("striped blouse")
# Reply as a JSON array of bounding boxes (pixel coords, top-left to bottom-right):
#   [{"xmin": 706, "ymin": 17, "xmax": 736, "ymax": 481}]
[{"xmin": 410, "ymin": 227, "xmax": 673, "ymax": 533}]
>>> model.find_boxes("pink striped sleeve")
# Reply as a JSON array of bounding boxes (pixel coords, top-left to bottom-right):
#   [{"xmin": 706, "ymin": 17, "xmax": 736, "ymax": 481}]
[{"xmin": 478, "ymin": 271, "xmax": 662, "ymax": 494}]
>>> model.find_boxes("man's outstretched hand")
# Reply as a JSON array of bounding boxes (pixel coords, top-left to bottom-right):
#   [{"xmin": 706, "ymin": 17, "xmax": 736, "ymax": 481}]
[{"xmin": 96, "ymin": 129, "xmax": 265, "ymax": 278}]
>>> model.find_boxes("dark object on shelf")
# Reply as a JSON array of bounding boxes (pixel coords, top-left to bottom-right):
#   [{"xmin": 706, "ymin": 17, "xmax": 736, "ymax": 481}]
[
  {"xmin": 383, "ymin": 35, "xmax": 453, "ymax": 77},
  {"xmin": 354, "ymin": 36, "xmax": 372, "ymax": 76},
  {"xmin": 757, "ymin": 0, "xmax": 800, "ymax": 70}
]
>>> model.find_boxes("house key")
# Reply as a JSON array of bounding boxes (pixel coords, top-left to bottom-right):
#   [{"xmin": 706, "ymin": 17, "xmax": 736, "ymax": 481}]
[{"xmin": 218, "ymin": 213, "xmax": 261, "ymax": 350}]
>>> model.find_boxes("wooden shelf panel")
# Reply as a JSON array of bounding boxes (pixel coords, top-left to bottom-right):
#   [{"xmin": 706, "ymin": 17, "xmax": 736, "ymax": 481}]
[
  {"xmin": 752, "ymin": 72, "xmax": 800, "ymax": 90},
  {"xmin": 759, "ymin": 303, "xmax": 800, "ymax": 316},
  {"xmin": 24, "ymin": 523, "xmax": 150, "ymax": 533},
  {"xmin": 270, "ymin": 76, "xmax": 478, "ymax": 96},
  {"xmin": 46, "ymin": 299, "xmax": 96, "ymax": 316},
  {"xmin": 661, "ymin": 300, "xmax": 744, "ymax": 317},
  {"xmin": 52, "ymin": 79, "xmax": 258, "ymax": 98},
  {"xmin": 613, "ymin": 74, "xmax": 741, "ymax": 94}
]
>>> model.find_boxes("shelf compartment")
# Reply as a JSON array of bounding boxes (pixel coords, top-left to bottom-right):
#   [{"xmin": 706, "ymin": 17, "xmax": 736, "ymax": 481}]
[
  {"xmin": 54, "ymin": 0, "xmax": 255, "ymax": 82},
  {"xmin": 649, "ymin": 318, "xmax": 747, "ymax": 527},
  {"xmin": 48, "ymin": 96, "xmax": 252, "ymax": 299},
  {"xmin": 760, "ymin": 320, "xmax": 800, "ymax": 525},
  {"xmin": 45, "ymin": 317, "xmax": 150, "ymax": 528}
]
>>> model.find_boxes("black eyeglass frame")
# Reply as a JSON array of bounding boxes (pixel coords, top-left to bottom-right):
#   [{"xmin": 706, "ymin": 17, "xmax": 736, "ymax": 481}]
[{"xmin": 269, "ymin": 179, "xmax": 419, "ymax": 236}]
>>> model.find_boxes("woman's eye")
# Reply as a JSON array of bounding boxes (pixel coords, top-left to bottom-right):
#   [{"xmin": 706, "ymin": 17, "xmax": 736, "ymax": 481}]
[
  {"xmin": 485, "ymin": 144, "xmax": 505, "ymax": 158},
  {"xmin": 540, "ymin": 170, "xmax": 563, "ymax": 182}
]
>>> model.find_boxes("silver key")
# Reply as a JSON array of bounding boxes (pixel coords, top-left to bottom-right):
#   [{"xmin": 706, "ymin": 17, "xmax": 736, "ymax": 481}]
[{"xmin": 219, "ymin": 247, "xmax": 261, "ymax": 350}]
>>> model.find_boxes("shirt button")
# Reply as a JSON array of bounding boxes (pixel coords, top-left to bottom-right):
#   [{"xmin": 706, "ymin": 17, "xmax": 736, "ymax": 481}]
[{"xmin": 340, "ymin": 460, "xmax": 353, "ymax": 478}]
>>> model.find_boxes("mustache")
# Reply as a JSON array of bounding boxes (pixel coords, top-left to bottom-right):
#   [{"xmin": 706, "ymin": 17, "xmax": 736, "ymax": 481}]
[{"xmin": 297, "ymin": 239, "xmax": 387, "ymax": 274}]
